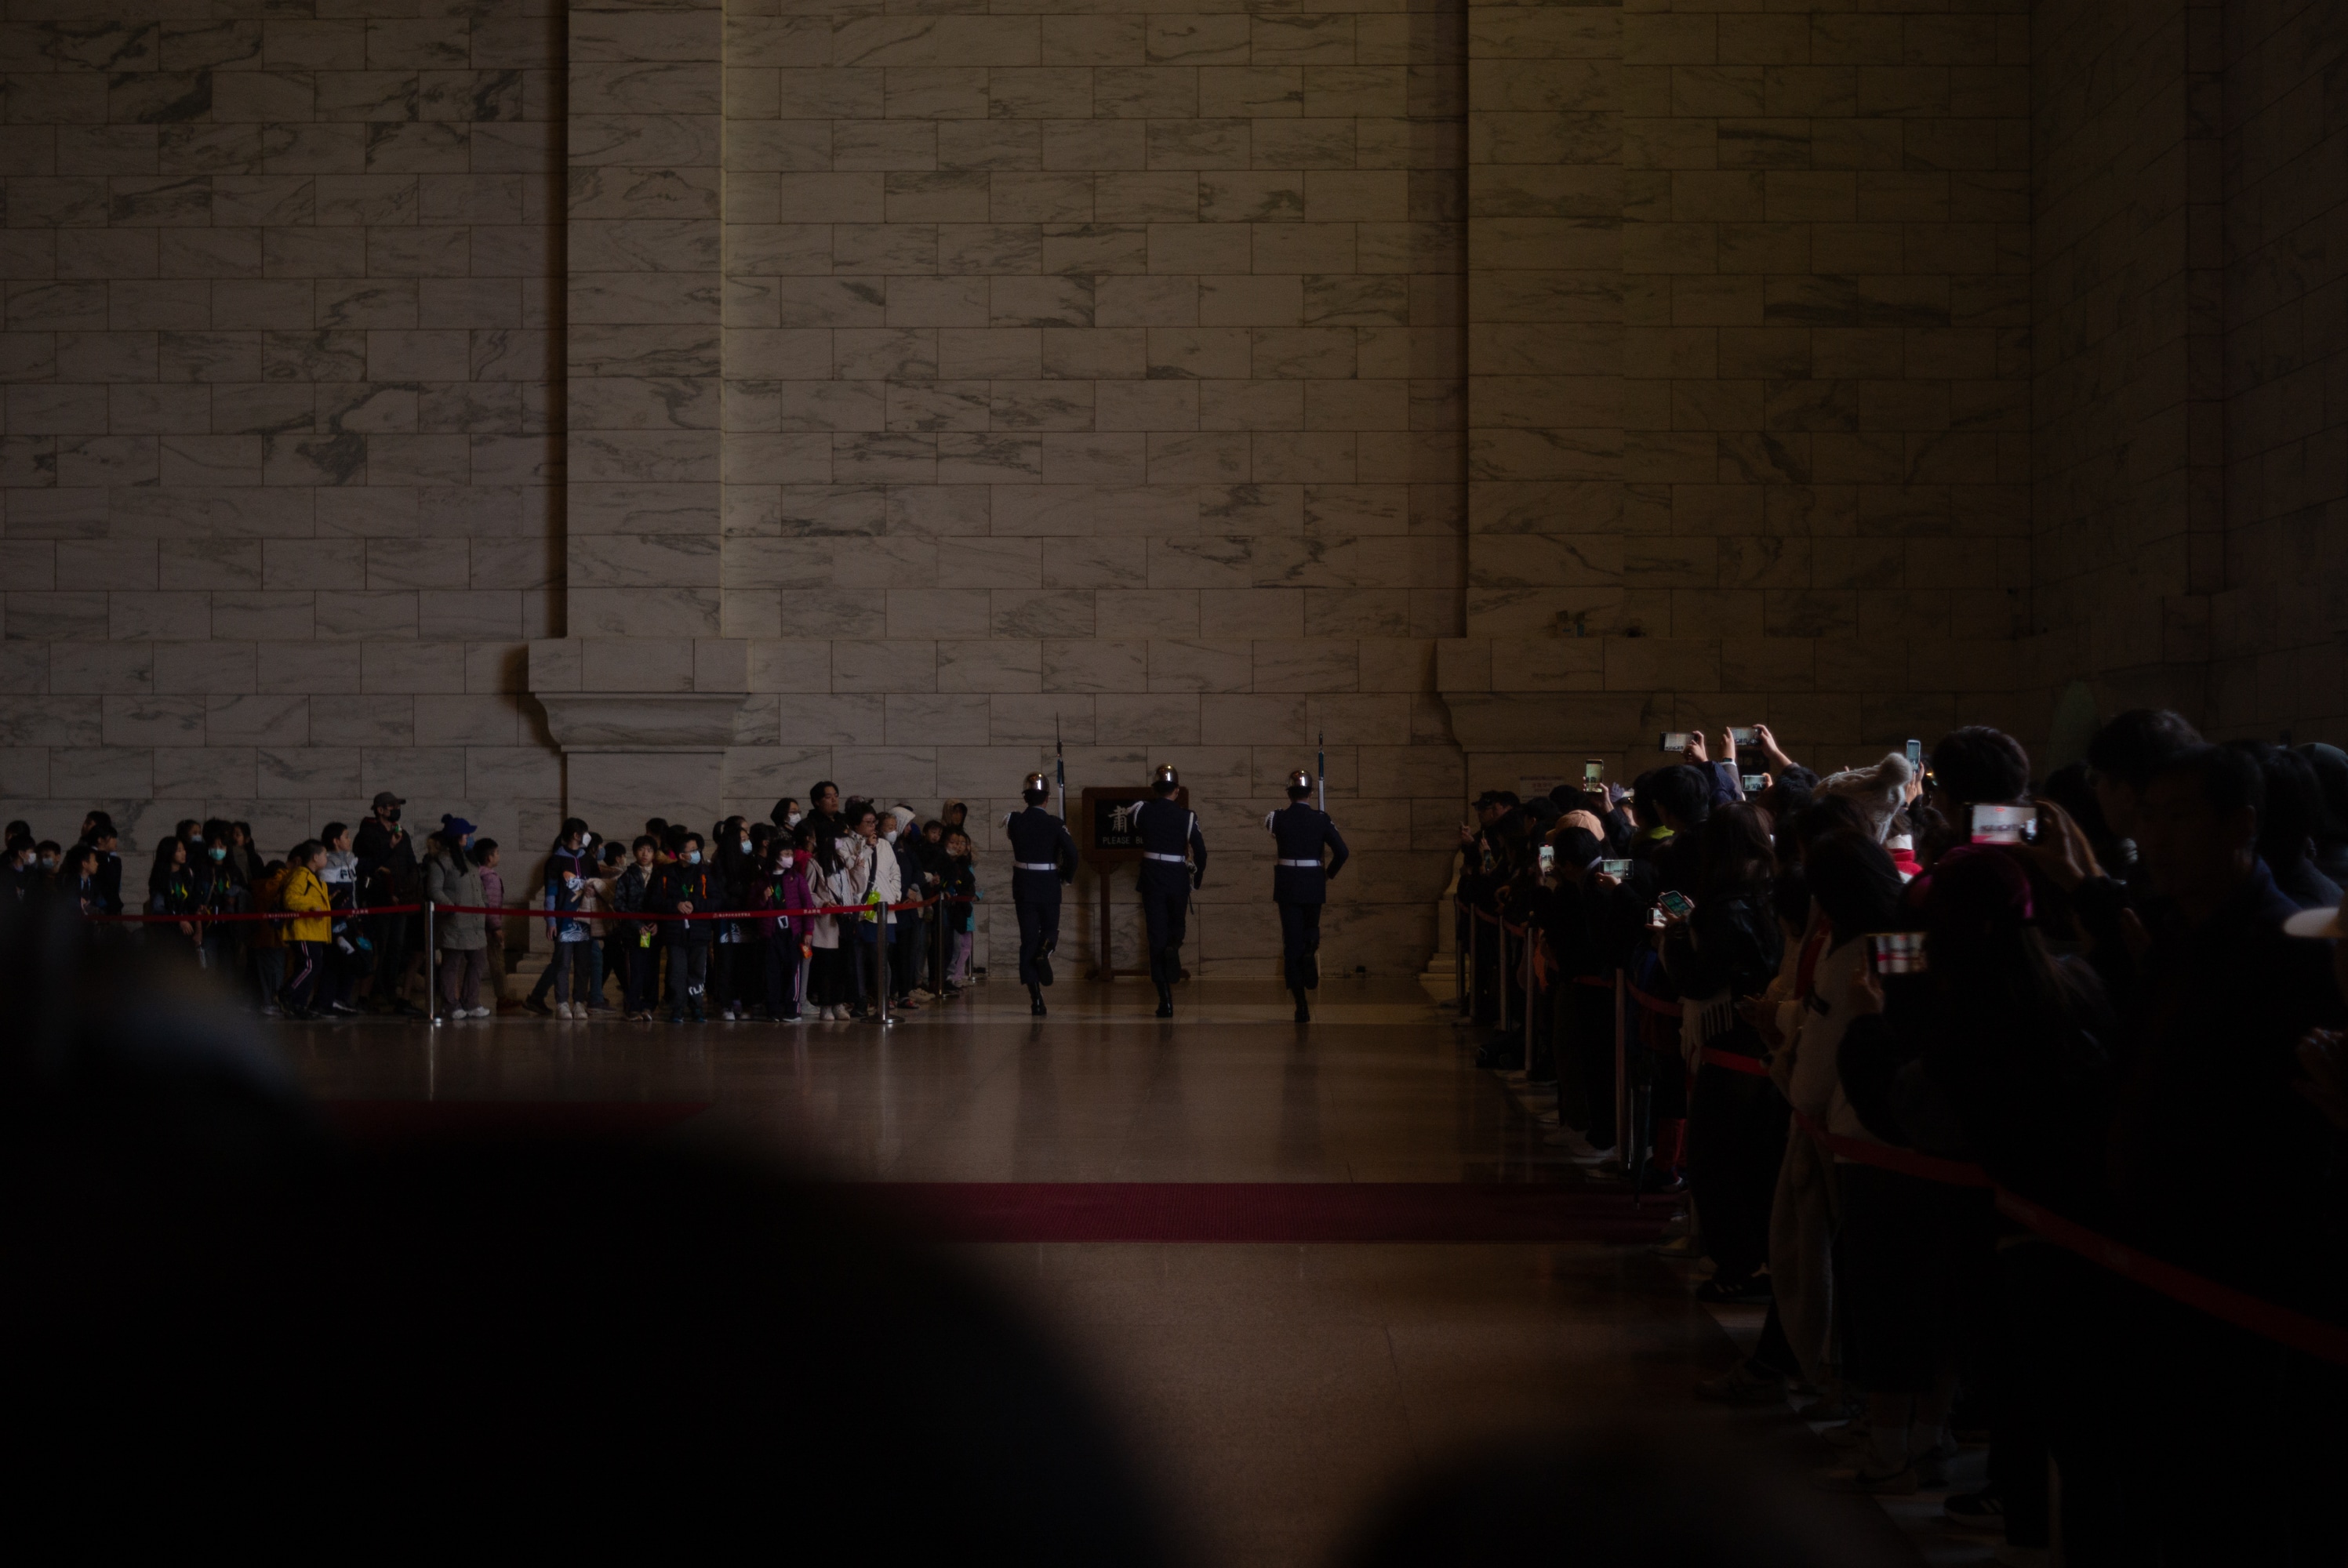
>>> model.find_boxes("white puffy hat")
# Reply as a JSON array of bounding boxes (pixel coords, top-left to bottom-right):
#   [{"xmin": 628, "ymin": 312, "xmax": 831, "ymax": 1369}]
[{"xmin": 1818, "ymin": 752, "xmax": 1915, "ymax": 843}]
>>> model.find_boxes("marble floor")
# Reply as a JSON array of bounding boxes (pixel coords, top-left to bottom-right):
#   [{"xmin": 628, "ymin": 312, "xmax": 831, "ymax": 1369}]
[{"xmin": 269, "ymin": 974, "xmax": 1965, "ymax": 1566}]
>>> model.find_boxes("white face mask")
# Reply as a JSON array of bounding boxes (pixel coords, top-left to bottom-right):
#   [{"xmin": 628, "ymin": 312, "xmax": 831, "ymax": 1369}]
[
  {"xmin": 786, "ymin": 811, "xmax": 803, "ymax": 828},
  {"xmin": 739, "ymin": 838, "xmax": 751, "ymax": 855},
  {"xmin": 883, "ymin": 827, "xmax": 898, "ymax": 844}
]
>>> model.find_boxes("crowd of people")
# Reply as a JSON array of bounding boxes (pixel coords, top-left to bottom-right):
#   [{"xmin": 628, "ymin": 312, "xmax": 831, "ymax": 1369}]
[
  {"xmin": 1, "ymin": 784, "xmax": 983, "ymax": 1026},
  {"xmin": 1456, "ymin": 717, "xmax": 2348, "ymax": 1565}
]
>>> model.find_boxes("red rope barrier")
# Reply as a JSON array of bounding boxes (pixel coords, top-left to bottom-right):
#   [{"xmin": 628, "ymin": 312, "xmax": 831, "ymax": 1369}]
[
  {"xmin": 1699, "ymin": 1047, "xmax": 1771, "ymax": 1078},
  {"xmin": 85, "ymin": 896, "xmax": 977, "ymax": 926}
]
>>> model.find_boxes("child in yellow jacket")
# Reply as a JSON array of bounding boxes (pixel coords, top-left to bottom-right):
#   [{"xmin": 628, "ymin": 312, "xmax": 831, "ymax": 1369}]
[{"xmin": 276, "ymin": 840, "xmax": 332, "ymax": 1019}]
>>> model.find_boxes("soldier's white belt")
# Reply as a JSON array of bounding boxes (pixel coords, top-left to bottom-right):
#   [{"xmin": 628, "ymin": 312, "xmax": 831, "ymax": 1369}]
[
  {"xmin": 1143, "ymin": 852, "xmax": 1186, "ymax": 862},
  {"xmin": 1277, "ymin": 858, "xmax": 1321, "ymax": 867},
  {"xmin": 1014, "ymin": 862, "xmax": 1058, "ymax": 871}
]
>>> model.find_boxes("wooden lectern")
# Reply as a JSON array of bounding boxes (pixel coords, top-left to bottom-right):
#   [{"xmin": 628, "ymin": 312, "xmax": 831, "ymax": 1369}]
[{"xmin": 1078, "ymin": 783, "xmax": 1187, "ymax": 981}]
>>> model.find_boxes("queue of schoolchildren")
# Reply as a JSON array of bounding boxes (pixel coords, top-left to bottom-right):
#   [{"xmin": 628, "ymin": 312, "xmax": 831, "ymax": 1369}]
[
  {"xmin": 2, "ymin": 782, "xmax": 983, "ymax": 1027},
  {"xmin": 1455, "ymin": 716, "xmax": 2348, "ymax": 1567}
]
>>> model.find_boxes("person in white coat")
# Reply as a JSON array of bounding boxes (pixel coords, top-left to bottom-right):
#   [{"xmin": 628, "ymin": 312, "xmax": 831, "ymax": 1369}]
[{"xmin": 829, "ymin": 800, "xmax": 900, "ymax": 1019}]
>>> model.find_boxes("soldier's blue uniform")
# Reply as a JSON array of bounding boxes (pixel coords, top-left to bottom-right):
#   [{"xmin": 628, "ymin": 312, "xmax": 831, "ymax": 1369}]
[
  {"xmin": 1003, "ymin": 801, "xmax": 1077, "ymax": 1000},
  {"xmin": 1130, "ymin": 793, "xmax": 1206, "ymax": 1007},
  {"xmin": 1264, "ymin": 800, "xmax": 1348, "ymax": 993}
]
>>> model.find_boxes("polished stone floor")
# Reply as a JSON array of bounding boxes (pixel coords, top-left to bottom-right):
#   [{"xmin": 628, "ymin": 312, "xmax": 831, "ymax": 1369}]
[{"xmin": 269, "ymin": 975, "xmax": 1956, "ymax": 1566}]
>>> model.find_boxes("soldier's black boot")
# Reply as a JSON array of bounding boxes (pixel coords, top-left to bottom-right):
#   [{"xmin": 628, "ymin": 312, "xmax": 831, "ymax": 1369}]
[
  {"xmin": 1291, "ymin": 985, "xmax": 1310, "ymax": 1023},
  {"xmin": 1154, "ymin": 980, "xmax": 1174, "ymax": 1018},
  {"xmin": 1027, "ymin": 981, "xmax": 1046, "ymax": 1017}
]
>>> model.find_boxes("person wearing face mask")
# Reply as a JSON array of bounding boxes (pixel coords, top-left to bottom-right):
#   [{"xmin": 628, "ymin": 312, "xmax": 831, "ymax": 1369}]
[
  {"xmin": 522, "ymin": 819, "xmax": 594, "ymax": 1016},
  {"xmin": 761, "ymin": 835, "xmax": 816, "ymax": 1022},
  {"xmin": 544, "ymin": 857, "xmax": 594, "ymax": 1019},
  {"xmin": 191, "ymin": 823, "xmax": 245, "ymax": 976},
  {"xmin": 711, "ymin": 816, "xmax": 755, "ymax": 1022},
  {"xmin": 650, "ymin": 832, "xmax": 718, "ymax": 1024},
  {"xmin": 770, "ymin": 797, "xmax": 801, "ymax": 833},
  {"xmin": 2, "ymin": 834, "xmax": 36, "ymax": 904}
]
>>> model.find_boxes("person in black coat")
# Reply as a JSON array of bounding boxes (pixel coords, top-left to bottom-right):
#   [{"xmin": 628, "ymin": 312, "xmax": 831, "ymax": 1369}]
[
  {"xmin": 1004, "ymin": 773, "xmax": 1078, "ymax": 1018},
  {"xmin": 649, "ymin": 832, "xmax": 719, "ymax": 1023},
  {"xmin": 1264, "ymin": 769, "xmax": 1348, "ymax": 1022},
  {"xmin": 1129, "ymin": 764, "xmax": 1207, "ymax": 1019}
]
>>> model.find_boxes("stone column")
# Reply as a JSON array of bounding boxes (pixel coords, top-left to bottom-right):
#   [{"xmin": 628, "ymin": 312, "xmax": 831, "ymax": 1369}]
[{"xmin": 541, "ymin": 0, "xmax": 741, "ymax": 827}]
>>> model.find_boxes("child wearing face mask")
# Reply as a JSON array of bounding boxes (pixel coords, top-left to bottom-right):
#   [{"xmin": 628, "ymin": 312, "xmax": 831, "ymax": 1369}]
[
  {"xmin": 650, "ymin": 833, "xmax": 718, "ymax": 1023},
  {"xmin": 545, "ymin": 858, "xmax": 593, "ymax": 1019},
  {"xmin": 194, "ymin": 827, "xmax": 244, "ymax": 975},
  {"xmin": 711, "ymin": 816, "xmax": 755, "ymax": 1021},
  {"xmin": 761, "ymin": 835, "xmax": 816, "ymax": 1022}
]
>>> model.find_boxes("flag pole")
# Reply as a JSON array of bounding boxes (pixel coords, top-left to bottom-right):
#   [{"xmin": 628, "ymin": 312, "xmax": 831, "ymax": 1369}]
[{"xmin": 1317, "ymin": 729, "xmax": 1325, "ymax": 812}]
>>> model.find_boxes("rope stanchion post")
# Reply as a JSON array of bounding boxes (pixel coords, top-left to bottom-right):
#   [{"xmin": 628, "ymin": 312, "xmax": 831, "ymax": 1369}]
[
  {"xmin": 1446, "ymin": 906, "xmax": 1465, "ymax": 1018},
  {"xmin": 424, "ymin": 898, "xmax": 439, "ymax": 1026},
  {"xmin": 933, "ymin": 898, "xmax": 946, "ymax": 996},
  {"xmin": 1521, "ymin": 925, "xmax": 1536, "ymax": 1074},
  {"xmin": 1612, "ymin": 968, "xmax": 1628, "ymax": 1171},
  {"xmin": 873, "ymin": 909, "xmax": 892, "ymax": 1028}
]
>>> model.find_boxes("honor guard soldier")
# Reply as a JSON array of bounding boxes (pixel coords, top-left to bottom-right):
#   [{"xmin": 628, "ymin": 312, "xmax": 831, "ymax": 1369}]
[
  {"xmin": 1004, "ymin": 771, "xmax": 1078, "ymax": 1016},
  {"xmin": 1130, "ymin": 763, "xmax": 1208, "ymax": 1018},
  {"xmin": 1265, "ymin": 769, "xmax": 1349, "ymax": 1022}
]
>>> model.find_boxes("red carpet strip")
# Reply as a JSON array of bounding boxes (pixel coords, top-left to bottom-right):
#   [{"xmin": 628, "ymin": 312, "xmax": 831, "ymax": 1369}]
[
  {"xmin": 863, "ymin": 1182, "xmax": 1672, "ymax": 1244},
  {"xmin": 318, "ymin": 1100, "xmax": 713, "ymax": 1143},
  {"xmin": 311, "ymin": 1107, "xmax": 1666, "ymax": 1243}
]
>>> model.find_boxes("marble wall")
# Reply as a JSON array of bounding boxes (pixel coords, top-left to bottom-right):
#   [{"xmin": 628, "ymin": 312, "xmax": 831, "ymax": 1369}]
[
  {"xmin": 5, "ymin": 0, "xmax": 2343, "ymax": 972},
  {"xmin": 0, "ymin": 0, "xmax": 565, "ymax": 855}
]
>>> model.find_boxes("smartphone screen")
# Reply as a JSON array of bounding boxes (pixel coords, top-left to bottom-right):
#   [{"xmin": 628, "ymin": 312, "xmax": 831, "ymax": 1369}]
[
  {"xmin": 1537, "ymin": 844, "xmax": 1554, "ymax": 872},
  {"xmin": 1658, "ymin": 731, "xmax": 1693, "ymax": 752},
  {"xmin": 1741, "ymin": 773, "xmax": 1766, "ymax": 795},
  {"xmin": 1657, "ymin": 890, "xmax": 1692, "ymax": 919},
  {"xmin": 1906, "ymin": 738, "xmax": 1922, "ymax": 770},
  {"xmin": 1970, "ymin": 804, "xmax": 2032, "ymax": 845},
  {"xmin": 1868, "ymin": 931, "xmax": 1927, "ymax": 975},
  {"xmin": 1600, "ymin": 858, "xmax": 1630, "ymax": 878},
  {"xmin": 1583, "ymin": 759, "xmax": 1603, "ymax": 785},
  {"xmin": 1728, "ymin": 727, "xmax": 1757, "ymax": 748}
]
